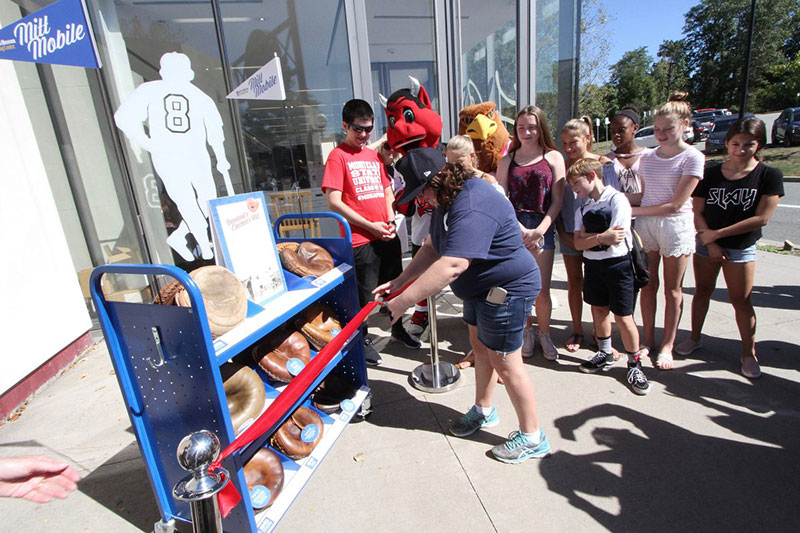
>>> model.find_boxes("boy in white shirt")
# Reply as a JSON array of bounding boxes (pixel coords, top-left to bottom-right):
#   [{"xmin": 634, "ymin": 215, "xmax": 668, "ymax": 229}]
[{"xmin": 568, "ymin": 159, "xmax": 648, "ymax": 395}]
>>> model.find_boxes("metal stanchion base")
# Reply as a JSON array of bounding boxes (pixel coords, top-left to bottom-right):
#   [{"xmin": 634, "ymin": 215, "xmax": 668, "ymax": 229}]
[{"xmin": 410, "ymin": 362, "xmax": 461, "ymax": 393}]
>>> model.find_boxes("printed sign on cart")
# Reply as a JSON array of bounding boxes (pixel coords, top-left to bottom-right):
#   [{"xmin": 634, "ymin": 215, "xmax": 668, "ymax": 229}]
[
  {"xmin": 209, "ymin": 192, "xmax": 287, "ymax": 303},
  {"xmin": 0, "ymin": 0, "xmax": 101, "ymax": 68}
]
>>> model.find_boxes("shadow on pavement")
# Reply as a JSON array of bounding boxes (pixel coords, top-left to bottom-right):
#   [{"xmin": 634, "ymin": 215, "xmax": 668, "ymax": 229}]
[
  {"xmin": 77, "ymin": 442, "xmax": 190, "ymax": 532},
  {"xmin": 683, "ymin": 283, "xmax": 800, "ymax": 311},
  {"xmin": 543, "ymin": 403, "xmax": 800, "ymax": 531},
  {"xmin": 541, "ymin": 342, "xmax": 800, "ymax": 531}
]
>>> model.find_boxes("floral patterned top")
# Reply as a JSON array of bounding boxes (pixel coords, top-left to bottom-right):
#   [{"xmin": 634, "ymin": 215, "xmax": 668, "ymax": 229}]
[{"xmin": 507, "ymin": 152, "xmax": 553, "ymax": 215}]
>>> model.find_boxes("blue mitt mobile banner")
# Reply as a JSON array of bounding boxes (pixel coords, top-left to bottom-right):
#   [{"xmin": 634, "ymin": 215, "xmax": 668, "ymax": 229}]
[{"xmin": 0, "ymin": 0, "xmax": 100, "ymax": 68}]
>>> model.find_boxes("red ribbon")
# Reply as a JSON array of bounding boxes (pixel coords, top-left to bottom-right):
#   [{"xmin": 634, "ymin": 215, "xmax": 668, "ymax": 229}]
[{"xmin": 212, "ymin": 280, "xmax": 413, "ymax": 518}]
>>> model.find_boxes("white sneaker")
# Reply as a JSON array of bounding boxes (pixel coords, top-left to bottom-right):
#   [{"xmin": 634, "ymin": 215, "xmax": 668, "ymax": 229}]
[
  {"xmin": 539, "ymin": 332, "xmax": 559, "ymax": 361},
  {"xmin": 521, "ymin": 327, "xmax": 536, "ymax": 358}
]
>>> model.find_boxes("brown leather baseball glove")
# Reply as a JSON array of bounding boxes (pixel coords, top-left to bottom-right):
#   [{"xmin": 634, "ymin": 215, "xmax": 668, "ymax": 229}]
[
  {"xmin": 222, "ymin": 363, "xmax": 266, "ymax": 434},
  {"xmin": 295, "ymin": 303, "xmax": 342, "ymax": 351},
  {"xmin": 243, "ymin": 448, "xmax": 284, "ymax": 510},
  {"xmin": 174, "ymin": 265, "xmax": 248, "ymax": 337},
  {"xmin": 252, "ymin": 329, "xmax": 311, "ymax": 383},
  {"xmin": 271, "ymin": 406, "xmax": 324, "ymax": 460},
  {"xmin": 279, "ymin": 241, "xmax": 334, "ymax": 278}
]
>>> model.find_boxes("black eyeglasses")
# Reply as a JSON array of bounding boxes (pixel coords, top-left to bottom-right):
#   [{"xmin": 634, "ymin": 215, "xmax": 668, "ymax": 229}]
[{"xmin": 349, "ymin": 123, "xmax": 373, "ymax": 134}]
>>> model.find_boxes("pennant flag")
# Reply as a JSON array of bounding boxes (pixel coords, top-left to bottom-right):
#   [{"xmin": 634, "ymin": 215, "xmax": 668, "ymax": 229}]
[
  {"xmin": 227, "ymin": 56, "xmax": 286, "ymax": 101},
  {"xmin": 0, "ymin": 0, "xmax": 100, "ymax": 68}
]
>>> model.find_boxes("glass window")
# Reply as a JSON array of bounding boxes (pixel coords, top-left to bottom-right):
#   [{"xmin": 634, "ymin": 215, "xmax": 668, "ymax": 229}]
[
  {"xmin": 218, "ymin": 0, "xmax": 353, "ymax": 195},
  {"xmin": 3, "ymin": 0, "xmax": 153, "ymax": 312},
  {"xmin": 459, "ymin": 0, "xmax": 517, "ymax": 127},
  {"xmin": 535, "ymin": 0, "xmax": 579, "ymax": 133},
  {"xmin": 88, "ymin": 0, "xmax": 244, "ymax": 270},
  {"xmin": 366, "ymin": 1, "xmax": 439, "ymax": 136},
  {"xmin": 534, "ymin": 0, "xmax": 560, "ymax": 128}
]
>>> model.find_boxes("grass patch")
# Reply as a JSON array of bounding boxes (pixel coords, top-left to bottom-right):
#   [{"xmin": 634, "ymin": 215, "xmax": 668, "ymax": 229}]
[
  {"xmin": 705, "ymin": 145, "xmax": 800, "ymax": 175},
  {"xmin": 570, "ymin": 141, "xmax": 800, "ymax": 176},
  {"xmin": 757, "ymin": 244, "xmax": 800, "ymax": 256}
]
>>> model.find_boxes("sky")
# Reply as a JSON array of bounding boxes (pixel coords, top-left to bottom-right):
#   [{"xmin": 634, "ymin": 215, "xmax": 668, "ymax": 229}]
[{"xmin": 603, "ymin": 0, "xmax": 700, "ymax": 74}]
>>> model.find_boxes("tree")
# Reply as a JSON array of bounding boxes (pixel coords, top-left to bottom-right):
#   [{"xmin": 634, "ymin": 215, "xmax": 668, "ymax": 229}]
[
  {"xmin": 752, "ymin": 56, "xmax": 800, "ymax": 110},
  {"xmin": 578, "ymin": 0, "xmax": 613, "ymax": 118},
  {"xmin": 608, "ymin": 47, "xmax": 657, "ymax": 114},
  {"xmin": 652, "ymin": 39, "xmax": 691, "ymax": 102},
  {"xmin": 684, "ymin": 0, "xmax": 798, "ymax": 110}
]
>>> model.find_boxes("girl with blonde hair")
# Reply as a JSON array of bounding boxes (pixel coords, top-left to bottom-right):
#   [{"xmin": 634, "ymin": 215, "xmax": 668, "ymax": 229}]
[{"xmin": 631, "ymin": 91, "xmax": 704, "ymax": 370}]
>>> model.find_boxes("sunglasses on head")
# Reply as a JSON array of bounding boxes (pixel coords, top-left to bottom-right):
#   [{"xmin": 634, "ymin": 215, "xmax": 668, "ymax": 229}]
[{"xmin": 349, "ymin": 123, "xmax": 373, "ymax": 134}]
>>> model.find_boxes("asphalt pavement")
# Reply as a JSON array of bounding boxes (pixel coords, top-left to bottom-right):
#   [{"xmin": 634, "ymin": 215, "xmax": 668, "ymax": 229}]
[{"xmin": 2, "ymin": 250, "xmax": 799, "ymax": 532}]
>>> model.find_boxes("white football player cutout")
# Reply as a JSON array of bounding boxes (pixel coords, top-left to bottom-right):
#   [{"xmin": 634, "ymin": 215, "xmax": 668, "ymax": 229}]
[{"xmin": 115, "ymin": 52, "xmax": 233, "ymax": 261}]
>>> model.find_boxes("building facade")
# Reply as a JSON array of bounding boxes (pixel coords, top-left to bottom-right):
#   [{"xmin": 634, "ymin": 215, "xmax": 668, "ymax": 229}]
[{"xmin": 0, "ymin": 0, "xmax": 578, "ymax": 411}]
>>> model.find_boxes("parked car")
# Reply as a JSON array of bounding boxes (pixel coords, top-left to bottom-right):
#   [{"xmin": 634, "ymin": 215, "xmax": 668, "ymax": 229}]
[
  {"xmin": 693, "ymin": 109, "xmax": 727, "ymax": 137},
  {"xmin": 634, "ymin": 125, "xmax": 658, "ymax": 148},
  {"xmin": 634, "ymin": 124, "xmax": 694, "ymax": 148},
  {"xmin": 771, "ymin": 107, "xmax": 800, "ymax": 146},
  {"xmin": 684, "ymin": 123, "xmax": 695, "ymax": 144},
  {"xmin": 704, "ymin": 113, "xmax": 755, "ymax": 154},
  {"xmin": 692, "ymin": 119, "xmax": 710, "ymax": 141}
]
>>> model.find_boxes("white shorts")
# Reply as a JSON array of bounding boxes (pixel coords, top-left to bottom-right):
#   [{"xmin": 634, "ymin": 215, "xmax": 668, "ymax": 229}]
[{"xmin": 636, "ymin": 215, "xmax": 695, "ymax": 257}]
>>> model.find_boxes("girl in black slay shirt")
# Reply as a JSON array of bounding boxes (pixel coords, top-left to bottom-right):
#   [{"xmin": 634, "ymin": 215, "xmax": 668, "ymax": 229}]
[{"xmin": 676, "ymin": 118, "xmax": 784, "ymax": 379}]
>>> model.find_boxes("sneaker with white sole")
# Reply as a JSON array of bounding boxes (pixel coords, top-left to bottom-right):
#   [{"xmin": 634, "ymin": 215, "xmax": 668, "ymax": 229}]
[
  {"xmin": 491, "ymin": 430, "xmax": 551, "ymax": 463},
  {"xmin": 407, "ymin": 310, "xmax": 428, "ymax": 336},
  {"xmin": 675, "ymin": 338, "xmax": 702, "ymax": 356},
  {"xmin": 363, "ymin": 338, "xmax": 382, "ymax": 366},
  {"xmin": 391, "ymin": 326, "xmax": 421, "ymax": 349},
  {"xmin": 539, "ymin": 332, "xmax": 559, "ymax": 361},
  {"xmin": 741, "ymin": 355, "xmax": 761, "ymax": 379},
  {"xmin": 521, "ymin": 327, "xmax": 536, "ymax": 358},
  {"xmin": 580, "ymin": 351, "xmax": 616, "ymax": 373},
  {"xmin": 627, "ymin": 362, "xmax": 650, "ymax": 395},
  {"xmin": 449, "ymin": 405, "xmax": 499, "ymax": 437}
]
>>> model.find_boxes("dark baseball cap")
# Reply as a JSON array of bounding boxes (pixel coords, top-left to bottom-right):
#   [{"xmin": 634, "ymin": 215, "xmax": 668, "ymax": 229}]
[{"xmin": 394, "ymin": 147, "xmax": 447, "ymax": 205}]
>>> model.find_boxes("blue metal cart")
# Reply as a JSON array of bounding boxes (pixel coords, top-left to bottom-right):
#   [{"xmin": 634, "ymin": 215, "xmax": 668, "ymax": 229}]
[{"xmin": 90, "ymin": 213, "xmax": 368, "ymax": 532}]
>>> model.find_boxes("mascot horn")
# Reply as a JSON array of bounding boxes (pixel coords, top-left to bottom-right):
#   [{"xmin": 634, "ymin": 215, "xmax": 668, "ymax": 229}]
[
  {"xmin": 458, "ymin": 101, "xmax": 511, "ymax": 175},
  {"xmin": 380, "ymin": 76, "xmax": 442, "ymax": 155}
]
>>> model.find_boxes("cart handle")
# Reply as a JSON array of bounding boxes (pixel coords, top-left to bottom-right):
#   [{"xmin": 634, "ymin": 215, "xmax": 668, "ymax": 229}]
[{"xmin": 273, "ymin": 212, "xmax": 351, "ymax": 243}]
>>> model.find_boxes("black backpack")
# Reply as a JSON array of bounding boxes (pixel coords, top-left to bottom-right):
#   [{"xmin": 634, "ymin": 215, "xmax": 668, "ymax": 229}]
[{"xmin": 628, "ymin": 229, "xmax": 650, "ymax": 290}]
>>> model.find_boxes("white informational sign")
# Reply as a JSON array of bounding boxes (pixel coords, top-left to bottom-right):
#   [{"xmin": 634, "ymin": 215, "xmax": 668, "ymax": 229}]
[
  {"xmin": 227, "ymin": 56, "xmax": 286, "ymax": 101},
  {"xmin": 209, "ymin": 192, "xmax": 286, "ymax": 304},
  {"xmin": 114, "ymin": 52, "xmax": 234, "ymax": 263}
]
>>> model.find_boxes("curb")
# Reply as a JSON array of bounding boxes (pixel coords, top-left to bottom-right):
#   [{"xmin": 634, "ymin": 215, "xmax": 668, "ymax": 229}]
[{"xmin": 785, "ymin": 176, "xmax": 800, "ymax": 183}]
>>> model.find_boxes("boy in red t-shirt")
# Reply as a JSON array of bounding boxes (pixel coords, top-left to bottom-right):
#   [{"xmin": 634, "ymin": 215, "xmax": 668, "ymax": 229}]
[{"xmin": 323, "ymin": 99, "xmax": 421, "ymax": 365}]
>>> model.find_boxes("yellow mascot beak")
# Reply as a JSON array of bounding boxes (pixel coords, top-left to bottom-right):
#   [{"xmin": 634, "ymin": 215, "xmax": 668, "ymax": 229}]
[{"xmin": 465, "ymin": 113, "xmax": 498, "ymax": 141}]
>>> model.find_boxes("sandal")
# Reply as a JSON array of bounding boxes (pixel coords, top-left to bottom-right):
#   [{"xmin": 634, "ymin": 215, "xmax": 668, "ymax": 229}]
[
  {"xmin": 456, "ymin": 350, "xmax": 475, "ymax": 369},
  {"xmin": 565, "ymin": 333, "xmax": 584, "ymax": 353},
  {"xmin": 655, "ymin": 351, "xmax": 674, "ymax": 370}
]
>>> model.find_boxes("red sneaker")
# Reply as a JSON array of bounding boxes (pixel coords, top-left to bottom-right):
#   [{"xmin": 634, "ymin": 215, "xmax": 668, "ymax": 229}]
[{"xmin": 407, "ymin": 310, "xmax": 428, "ymax": 335}]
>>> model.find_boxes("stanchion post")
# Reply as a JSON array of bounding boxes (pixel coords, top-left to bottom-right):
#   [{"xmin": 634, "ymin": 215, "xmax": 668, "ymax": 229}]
[
  {"xmin": 173, "ymin": 430, "xmax": 230, "ymax": 533},
  {"xmin": 410, "ymin": 294, "xmax": 461, "ymax": 393}
]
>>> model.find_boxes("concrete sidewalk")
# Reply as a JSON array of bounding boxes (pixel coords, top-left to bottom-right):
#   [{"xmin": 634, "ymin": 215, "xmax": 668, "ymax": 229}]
[{"xmin": 2, "ymin": 250, "xmax": 800, "ymax": 532}]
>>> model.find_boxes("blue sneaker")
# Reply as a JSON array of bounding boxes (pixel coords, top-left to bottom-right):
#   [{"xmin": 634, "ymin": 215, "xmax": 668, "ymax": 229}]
[
  {"xmin": 491, "ymin": 430, "xmax": 551, "ymax": 463},
  {"xmin": 449, "ymin": 405, "xmax": 499, "ymax": 437}
]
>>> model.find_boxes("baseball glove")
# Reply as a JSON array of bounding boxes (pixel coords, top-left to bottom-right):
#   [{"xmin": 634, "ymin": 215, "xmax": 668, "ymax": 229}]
[
  {"xmin": 271, "ymin": 406, "xmax": 324, "ymax": 460},
  {"xmin": 252, "ymin": 329, "xmax": 311, "ymax": 383},
  {"xmin": 175, "ymin": 265, "xmax": 248, "ymax": 337},
  {"xmin": 295, "ymin": 303, "xmax": 342, "ymax": 351},
  {"xmin": 243, "ymin": 448, "xmax": 284, "ymax": 510},
  {"xmin": 279, "ymin": 241, "xmax": 334, "ymax": 278}
]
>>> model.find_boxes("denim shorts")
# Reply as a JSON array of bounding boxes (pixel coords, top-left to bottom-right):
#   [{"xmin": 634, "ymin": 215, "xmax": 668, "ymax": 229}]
[
  {"xmin": 695, "ymin": 239, "xmax": 757, "ymax": 263},
  {"xmin": 517, "ymin": 212, "xmax": 556, "ymax": 250},
  {"xmin": 463, "ymin": 294, "xmax": 535, "ymax": 355},
  {"xmin": 558, "ymin": 234, "xmax": 583, "ymax": 257}
]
